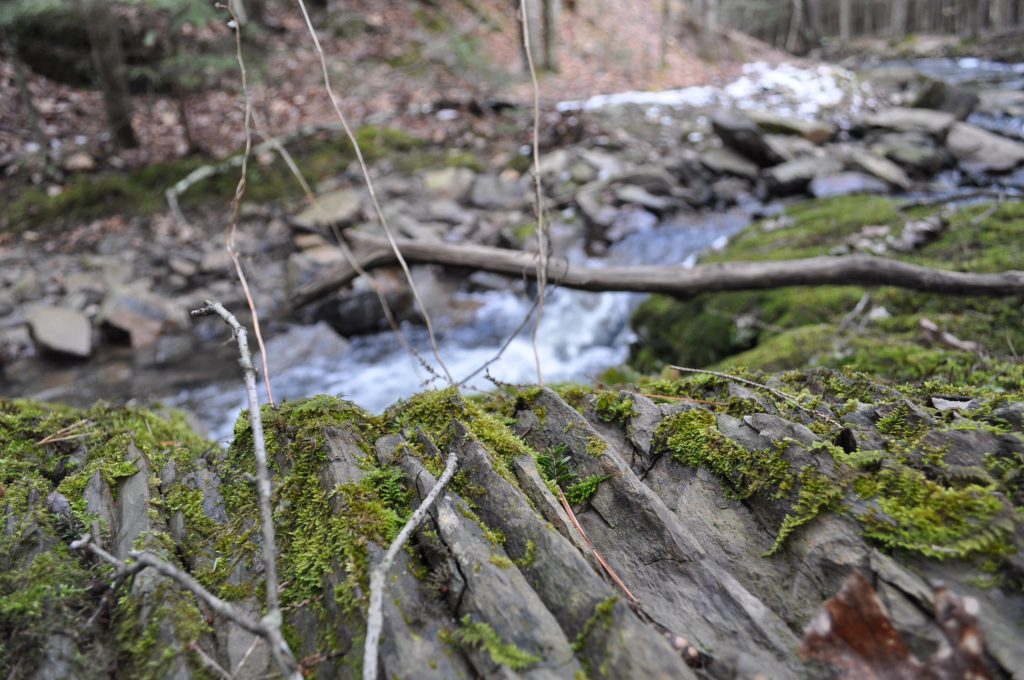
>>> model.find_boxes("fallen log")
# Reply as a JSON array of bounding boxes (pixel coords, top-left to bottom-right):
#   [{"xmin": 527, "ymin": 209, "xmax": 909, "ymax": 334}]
[{"xmin": 291, "ymin": 231, "xmax": 1024, "ymax": 307}]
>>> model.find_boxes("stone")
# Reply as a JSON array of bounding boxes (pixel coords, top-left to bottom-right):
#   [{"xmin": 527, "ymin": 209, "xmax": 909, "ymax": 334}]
[
  {"xmin": 763, "ymin": 156, "xmax": 842, "ymax": 196},
  {"xmin": 422, "ymin": 166, "xmax": 475, "ymax": 199},
  {"xmin": 699, "ymin": 147, "xmax": 759, "ymax": 180},
  {"xmin": 870, "ymin": 132, "xmax": 951, "ymax": 175},
  {"xmin": 809, "ymin": 171, "xmax": 890, "ymax": 198},
  {"xmin": 859, "ymin": 108, "xmax": 956, "ymax": 138},
  {"xmin": 764, "ymin": 134, "xmax": 820, "ymax": 162},
  {"xmin": 945, "ymin": 122, "xmax": 1024, "ymax": 173},
  {"xmin": 468, "ymin": 174, "xmax": 527, "ymax": 209},
  {"xmin": 578, "ymin": 148, "xmax": 623, "ymax": 177},
  {"xmin": 114, "ymin": 444, "xmax": 151, "ymax": 560},
  {"xmin": 748, "ymin": 111, "xmax": 836, "ymax": 144},
  {"xmin": 25, "ymin": 306, "xmax": 92, "ymax": 358},
  {"xmin": 291, "ymin": 188, "xmax": 362, "ymax": 229},
  {"xmin": 613, "ymin": 184, "xmax": 678, "ymax": 214},
  {"xmin": 711, "ymin": 111, "xmax": 784, "ymax": 166},
  {"xmin": 911, "ymin": 78, "xmax": 979, "ymax": 120},
  {"xmin": 61, "ymin": 152, "xmax": 96, "ymax": 172},
  {"xmin": 12, "ymin": 269, "xmax": 41, "ymax": 302},
  {"xmin": 976, "ymin": 89, "xmax": 1024, "ymax": 118},
  {"xmin": 844, "ymin": 147, "xmax": 913, "ymax": 190},
  {"xmin": 98, "ymin": 286, "xmax": 186, "ymax": 348}
]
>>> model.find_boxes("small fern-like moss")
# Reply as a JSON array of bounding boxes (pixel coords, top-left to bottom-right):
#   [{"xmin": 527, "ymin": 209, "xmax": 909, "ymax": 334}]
[{"xmin": 446, "ymin": 614, "xmax": 541, "ymax": 670}]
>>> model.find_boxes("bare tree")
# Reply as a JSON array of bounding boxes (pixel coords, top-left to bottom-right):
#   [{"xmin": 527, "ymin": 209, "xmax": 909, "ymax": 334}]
[
  {"xmin": 80, "ymin": 0, "xmax": 138, "ymax": 149},
  {"xmin": 542, "ymin": 0, "xmax": 559, "ymax": 72},
  {"xmin": 889, "ymin": 0, "xmax": 909, "ymax": 37},
  {"xmin": 839, "ymin": 0, "xmax": 852, "ymax": 42}
]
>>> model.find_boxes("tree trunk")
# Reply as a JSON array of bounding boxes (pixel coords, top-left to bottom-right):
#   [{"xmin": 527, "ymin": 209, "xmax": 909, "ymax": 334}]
[
  {"xmin": 0, "ymin": 25, "xmax": 46, "ymax": 151},
  {"xmin": 889, "ymin": 0, "xmax": 909, "ymax": 37},
  {"xmin": 81, "ymin": 0, "xmax": 138, "ymax": 149},
  {"xmin": 839, "ymin": 0, "xmax": 852, "ymax": 41},
  {"xmin": 542, "ymin": 0, "xmax": 559, "ymax": 72},
  {"xmin": 291, "ymin": 232, "xmax": 1024, "ymax": 308},
  {"xmin": 786, "ymin": 0, "xmax": 806, "ymax": 52},
  {"xmin": 659, "ymin": 0, "xmax": 671, "ymax": 68},
  {"xmin": 518, "ymin": 0, "xmax": 543, "ymax": 74}
]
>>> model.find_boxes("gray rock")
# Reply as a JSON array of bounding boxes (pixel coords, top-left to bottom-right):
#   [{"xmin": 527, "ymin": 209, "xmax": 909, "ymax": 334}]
[
  {"xmin": 945, "ymin": 121, "xmax": 1024, "ymax": 173},
  {"xmin": 613, "ymin": 184, "xmax": 678, "ymax": 214},
  {"xmin": 29, "ymin": 634, "xmax": 89, "ymax": 680},
  {"xmin": 12, "ymin": 269, "xmax": 41, "ymax": 302},
  {"xmin": 291, "ymin": 188, "xmax": 362, "ymax": 229},
  {"xmin": 763, "ymin": 156, "xmax": 842, "ymax": 196},
  {"xmin": 699, "ymin": 147, "xmax": 760, "ymax": 180},
  {"xmin": 98, "ymin": 286, "xmax": 186, "ymax": 349},
  {"xmin": 859, "ymin": 107, "xmax": 956, "ymax": 138},
  {"xmin": 911, "ymin": 78, "xmax": 978, "ymax": 120},
  {"xmin": 763, "ymin": 134, "xmax": 820, "ymax": 162},
  {"xmin": 748, "ymin": 111, "xmax": 836, "ymax": 144},
  {"xmin": 423, "ymin": 166, "xmax": 476, "ymax": 199},
  {"xmin": 25, "ymin": 307, "xmax": 92, "ymax": 358},
  {"xmin": 711, "ymin": 112, "xmax": 784, "ymax": 166},
  {"xmin": 844, "ymin": 147, "xmax": 913, "ymax": 190},
  {"xmin": 469, "ymin": 174, "xmax": 528, "ymax": 210},
  {"xmin": 809, "ymin": 171, "xmax": 890, "ymax": 198},
  {"xmin": 977, "ymin": 89, "xmax": 1024, "ymax": 118},
  {"xmin": 870, "ymin": 131, "xmax": 951, "ymax": 175},
  {"xmin": 83, "ymin": 471, "xmax": 117, "ymax": 544}
]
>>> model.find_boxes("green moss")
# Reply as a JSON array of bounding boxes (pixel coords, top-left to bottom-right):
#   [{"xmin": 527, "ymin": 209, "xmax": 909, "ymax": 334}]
[
  {"xmin": 564, "ymin": 475, "xmax": 612, "ymax": 506},
  {"xmin": 445, "ymin": 614, "xmax": 541, "ymax": 670},
  {"xmin": 571, "ymin": 596, "xmax": 617, "ymax": 652},
  {"xmin": 765, "ymin": 467, "xmax": 843, "ymax": 556},
  {"xmin": 585, "ymin": 436, "xmax": 607, "ymax": 458},
  {"xmin": 656, "ymin": 409, "xmax": 791, "ymax": 500},
  {"xmin": 593, "ymin": 392, "xmax": 636, "ymax": 427}
]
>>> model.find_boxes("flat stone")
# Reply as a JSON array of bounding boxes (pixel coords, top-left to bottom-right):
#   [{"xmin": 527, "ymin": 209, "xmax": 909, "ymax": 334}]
[
  {"xmin": 764, "ymin": 134, "xmax": 819, "ymax": 162},
  {"xmin": 844, "ymin": 147, "xmax": 912, "ymax": 190},
  {"xmin": 25, "ymin": 307, "xmax": 92, "ymax": 358},
  {"xmin": 613, "ymin": 184, "xmax": 677, "ymax": 213},
  {"xmin": 291, "ymin": 188, "xmax": 362, "ymax": 229},
  {"xmin": 99, "ymin": 287, "xmax": 185, "ymax": 348},
  {"xmin": 859, "ymin": 108, "xmax": 956, "ymax": 138},
  {"xmin": 810, "ymin": 171, "xmax": 890, "ymax": 198},
  {"xmin": 468, "ymin": 174, "xmax": 527, "ymax": 209},
  {"xmin": 699, "ymin": 147, "xmax": 759, "ymax": 180},
  {"xmin": 422, "ymin": 166, "xmax": 475, "ymax": 199},
  {"xmin": 870, "ymin": 132, "xmax": 951, "ymax": 175},
  {"xmin": 945, "ymin": 122, "xmax": 1024, "ymax": 173},
  {"xmin": 763, "ymin": 156, "xmax": 842, "ymax": 196},
  {"xmin": 711, "ymin": 111, "xmax": 784, "ymax": 166},
  {"xmin": 748, "ymin": 111, "xmax": 836, "ymax": 144}
]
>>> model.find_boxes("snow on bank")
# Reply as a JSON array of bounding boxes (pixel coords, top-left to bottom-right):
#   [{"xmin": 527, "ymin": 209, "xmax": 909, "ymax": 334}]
[{"xmin": 558, "ymin": 62, "xmax": 872, "ymax": 119}]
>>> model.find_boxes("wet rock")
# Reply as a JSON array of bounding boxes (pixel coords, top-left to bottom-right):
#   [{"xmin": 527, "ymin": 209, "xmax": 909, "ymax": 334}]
[
  {"xmin": 711, "ymin": 112, "xmax": 784, "ymax": 167},
  {"xmin": 291, "ymin": 187, "xmax": 363, "ymax": 229},
  {"xmin": 25, "ymin": 306, "xmax": 92, "ymax": 358},
  {"xmin": 98, "ymin": 286, "xmax": 187, "ymax": 349},
  {"xmin": 763, "ymin": 134, "xmax": 820, "ymax": 162},
  {"xmin": 843, "ymin": 147, "xmax": 913, "ymax": 190},
  {"xmin": 763, "ymin": 156, "xmax": 842, "ymax": 196},
  {"xmin": 859, "ymin": 108, "xmax": 956, "ymax": 138},
  {"xmin": 809, "ymin": 171, "xmax": 889, "ymax": 198},
  {"xmin": 469, "ymin": 174, "xmax": 528, "ymax": 210},
  {"xmin": 748, "ymin": 111, "xmax": 836, "ymax": 144},
  {"xmin": 911, "ymin": 79, "xmax": 979, "ymax": 120},
  {"xmin": 976, "ymin": 89, "xmax": 1024, "ymax": 118},
  {"xmin": 613, "ymin": 184, "xmax": 678, "ymax": 214},
  {"xmin": 945, "ymin": 121, "xmax": 1024, "ymax": 173},
  {"xmin": 699, "ymin": 147, "xmax": 759, "ymax": 180},
  {"xmin": 313, "ymin": 287, "xmax": 413, "ymax": 337},
  {"xmin": 711, "ymin": 176, "xmax": 756, "ymax": 208}
]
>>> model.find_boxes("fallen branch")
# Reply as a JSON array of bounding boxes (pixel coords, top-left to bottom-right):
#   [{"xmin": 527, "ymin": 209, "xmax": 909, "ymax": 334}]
[
  {"xmin": 190, "ymin": 300, "xmax": 299, "ymax": 678},
  {"xmin": 292, "ymin": 232, "xmax": 1024, "ymax": 308},
  {"xmin": 363, "ymin": 451, "xmax": 460, "ymax": 680}
]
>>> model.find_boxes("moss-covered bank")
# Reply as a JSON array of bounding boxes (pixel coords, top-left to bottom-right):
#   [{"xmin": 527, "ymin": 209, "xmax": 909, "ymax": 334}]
[{"xmin": 630, "ymin": 195, "xmax": 1024, "ymax": 388}]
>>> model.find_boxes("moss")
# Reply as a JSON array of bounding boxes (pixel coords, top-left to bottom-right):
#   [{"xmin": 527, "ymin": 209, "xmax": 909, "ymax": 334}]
[
  {"xmin": 593, "ymin": 392, "xmax": 636, "ymax": 427},
  {"xmin": 515, "ymin": 539, "xmax": 537, "ymax": 569},
  {"xmin": 765, "ymin": 467, "xmax": 843, "ymax": 556},
  {"xmin": 656, "ymin": 409, "xmax": 791, "ymax": 500},
  {"xmin": 585, "ymin": 436, "xmax": 607, "ymax": 458},
  {"xmin": 444, "ymin": 614, "xmax": 541, "ymax": 670},
  {"xmin": 571, "ymin": 595, "xmax": 617, "ymax": 652},
  {"xmin": 564, "ymin": 475, "xmax": 612, "ymax": 506}
]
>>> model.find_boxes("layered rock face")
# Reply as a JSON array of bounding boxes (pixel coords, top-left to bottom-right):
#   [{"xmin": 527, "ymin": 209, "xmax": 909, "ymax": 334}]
[{"xmin": 2, "ymin": 370, "xmax": 1021, "ymax": 679}]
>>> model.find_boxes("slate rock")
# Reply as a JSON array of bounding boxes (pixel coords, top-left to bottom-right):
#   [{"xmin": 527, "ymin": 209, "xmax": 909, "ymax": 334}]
[
  {"xmin": 25, "ymin": 306, "xmax": 92, "ymax": 358},
  {"xmin": 945, "ymin": 121, "xmax": 1024, "ymax": 173},
  {"xmin": 711, "ymin": 112, "xmax": 784, "ymax": 166}
]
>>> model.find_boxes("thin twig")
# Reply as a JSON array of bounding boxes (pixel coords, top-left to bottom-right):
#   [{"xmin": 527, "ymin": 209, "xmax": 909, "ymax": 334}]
[
  {"xmin": 190, "ymin": 301, "xmax": 297, "ymax": 677},
  {"xmin": 363, "ymin": 452, "xmax": 460, "ymax": 680},
  {"xmin": 188, "ymin": 641, "xmax": 234, "ymax": 680},
  {"xmin": 555, "ymin": 486, "xmax": 638, "ymax": 605},
  {"xmin": 457, "ymin": 294, "xmax": 541, "ymax": 386},
  {"xmin": 225, "ymin": 8, "xmax": 275, "ymax": 407},
  {"xmin": 520, "ymin": 0, "xmax": 549, "ymax": 387},
  {"xmin": 35, "ymin": 419, "xmax": 91, "ymax": 446},
  {"xmin": 293, "ymin": 0, "xmax": 454, "ymax": 384},
  {"xmin": 837, "ymin": 292, "xmax": 871, "ymax": 333}
]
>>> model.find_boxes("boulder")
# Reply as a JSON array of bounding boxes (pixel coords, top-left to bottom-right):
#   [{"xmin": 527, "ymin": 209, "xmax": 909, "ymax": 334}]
[
  {"xmin": 859, "ymin": 108, "xmax": 956, "ymax": 138},
  {"xmin": 911, "ymin": 79, "xmax": 979, "ymax": 120},
  {"xmin": 422, "ymin": 166, "xmax": 475, "ymax": 199},
  {"xmin": 748, "ymin": 111, "xmax": 836, "ymax": 144},
  {"xmin": 468, "ymin": 174, "xmax": 528, "ymax": 209},
  {"xmin": 763, "ymin": 156, "xmax": 842, "ymax": 196},
  {"xmin": 699, "ymin": 147, "xmax": 759, "ymax": 180},
  {"xmin": 291, "ymin": 188, "xmax": 362, "ymax": 230},
  {"xmin": 25, "ymin": 306, "xmax": 92, "ymax": 358},
  {"xmin": 843, "ymin": 147, "xmax": 913, "ymax": 191},
  {"xmin": 613, "ymin": 184, "xmax": 678, "ymax": 214},
  {"xmin": 98, "ymin": 286, "xmax": 187, "ymax": 348},
  {"xmin": 809, "ymin": 171, "xmax": 890, "ymax": 199},
  {"xmin": 711, "ymin": 111, "xmax": 784, "ymax": 166},
  {"xmin": 870, "ymin": 132, "xmax": 952, "ymax": 175},
  {"xmin": 976, "ymin": 89, "xmax": 1024, "ymax": 118},
  {"xmin": 764, "ymin": 134, "xmax": 820, "ymax": 162},
  {"xmin": 945, "ymin": 122, "xmax": 1024, "ymax": 173}
]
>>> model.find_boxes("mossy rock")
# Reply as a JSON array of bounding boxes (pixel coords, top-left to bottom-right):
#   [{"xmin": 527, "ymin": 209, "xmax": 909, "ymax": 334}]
[{"xmin": 629, "ymin": 196, "xmax": 1024, "ymax": 386}]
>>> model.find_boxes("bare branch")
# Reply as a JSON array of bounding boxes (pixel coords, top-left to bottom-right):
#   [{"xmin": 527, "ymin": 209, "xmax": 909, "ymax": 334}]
[
  {"xmin": 292, "ymin": 234, "xmax": 1024, "ymax": 307},
  {"xmin": 292, "ymin": 0, "xmax": 454, "ymax": 384},
  {"xmin": 225, "ymin": 9, "xmax": 275, "ymax": 407},
  {"xmin": 363, "ymin": 451, "xmax": 460, "ymax": 680},
  {"xmin": 519, "ymin": 0, "xmax": 550, "ymax": 387},
  {"xmin": 189, "ymin": 300, "xmax": 297, "ymax": 676}
]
